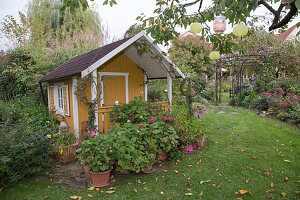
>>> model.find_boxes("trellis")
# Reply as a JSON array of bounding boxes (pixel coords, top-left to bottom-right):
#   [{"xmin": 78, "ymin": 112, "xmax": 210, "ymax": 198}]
[{"xmin": 214, "ymin": 48, "xmax": 270, "ymax": 105}]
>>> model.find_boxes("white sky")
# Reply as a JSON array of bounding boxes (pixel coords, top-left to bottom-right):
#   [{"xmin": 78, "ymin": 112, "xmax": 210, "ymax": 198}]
[{"xmin": 0, "ymin": 0, "xmax": 299, "ymax": 51}]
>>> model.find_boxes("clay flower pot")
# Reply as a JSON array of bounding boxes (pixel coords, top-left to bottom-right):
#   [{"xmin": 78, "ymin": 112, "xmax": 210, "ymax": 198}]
[
  {"xmin": 89, "ymin": 169, "xmax": 112, "ymax": 187},
  {"xmin": 55, "ymin": 143, "xmax": 79, "ymax": 163},
  {"xmin": 156, "ymin": 150, "xmax": 168, "ymax": 161},
  {"xmin": 83, "ymin": 164, "xmax": 91, "ymax": 180}
]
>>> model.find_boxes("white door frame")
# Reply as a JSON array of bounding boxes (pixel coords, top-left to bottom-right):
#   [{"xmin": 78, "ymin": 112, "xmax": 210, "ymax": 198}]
[{"xmin": 98, "ymin": 72, "xmax": 129, "ymax": 107}]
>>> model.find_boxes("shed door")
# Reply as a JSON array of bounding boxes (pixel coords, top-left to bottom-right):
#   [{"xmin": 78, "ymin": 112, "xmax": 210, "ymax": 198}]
[{"xmin": 102, "ymin": 75, "xmax": 126, "ymax": 106}]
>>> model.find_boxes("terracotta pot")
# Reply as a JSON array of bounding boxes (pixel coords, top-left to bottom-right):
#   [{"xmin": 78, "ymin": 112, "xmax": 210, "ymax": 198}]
[
  {"xmin": 55, "ymin": 143, "xmax": 78, "ymax": 163},
  {"xmin": 156, "ymin": 150, "xmax": 168, "ymax": 161},
  {"xmin": 89, "ymin": 169, "xmax": 112, "ymax": 187},
  {"xmin": 141, "ymin": 166, "xmax": 154, "ymax": 174},
  {"xmin": 83, "ymin": 164, "xmax": 91, "ymax": 180}
]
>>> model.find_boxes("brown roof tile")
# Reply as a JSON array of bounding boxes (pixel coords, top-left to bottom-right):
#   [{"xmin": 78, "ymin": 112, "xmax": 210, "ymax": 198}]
[{"xmin": 40, "ymin": 36, "xmax": 133, "ymax": 82}]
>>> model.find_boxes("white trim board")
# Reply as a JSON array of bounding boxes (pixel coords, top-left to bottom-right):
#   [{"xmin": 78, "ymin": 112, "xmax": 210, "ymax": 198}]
[
  {"xmin": 98, "ymin": 72, "xmax": 129, "ymax": 106},
  {"xmin": 72, "ymin": 76, "xmax": 79, "ymax": 140},
  {"xmin": 82, "ymin": 32, "xmax": 145, "ymax": 78},
  {"xmin": 81, "ymin": 31, "xmax": 184, "ymax": 79}
]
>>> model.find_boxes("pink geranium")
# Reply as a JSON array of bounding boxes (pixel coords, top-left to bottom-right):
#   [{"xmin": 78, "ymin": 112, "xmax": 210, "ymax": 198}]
[
  {"xmin": 150, "ymin": 117, "xmax": 155, "ymax": 122},
  {"xmin": 169, "ymin": 117, "xmax": 174, "ymax": 121}
]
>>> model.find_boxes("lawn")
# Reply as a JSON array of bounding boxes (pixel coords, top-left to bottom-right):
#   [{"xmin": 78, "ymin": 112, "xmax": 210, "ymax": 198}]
[{"xmin": 1, "ymin": 106, "xmax": 299, "ymax": 200}]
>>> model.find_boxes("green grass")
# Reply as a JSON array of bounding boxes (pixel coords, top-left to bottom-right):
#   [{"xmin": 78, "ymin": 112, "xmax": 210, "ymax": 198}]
[{"xmin": 1, "ymin": 107, "xmax": 299, "ymax": 200}]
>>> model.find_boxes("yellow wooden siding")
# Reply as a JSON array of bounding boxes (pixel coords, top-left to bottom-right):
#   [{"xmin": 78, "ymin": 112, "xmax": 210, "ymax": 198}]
[
  {"xmin": 50, "ymin": 87, "xmax": 55, "ymax": 110},
  {"xmin": 98, "ymin": 52, "xmax": 145, "ymax": 101},
  {"xmin": 48, "ymin": 78, "xmax": 74, "ymax": 133}
]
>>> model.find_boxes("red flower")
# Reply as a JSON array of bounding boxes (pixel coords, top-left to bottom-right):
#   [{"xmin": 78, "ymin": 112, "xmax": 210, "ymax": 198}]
[
  {"xmin": 138, "ymin": 125, "xmax": 143, "ymax": 128},
  {"xmin": 148, "ymin": 131, "xmax": 152, "ymax": 134}
]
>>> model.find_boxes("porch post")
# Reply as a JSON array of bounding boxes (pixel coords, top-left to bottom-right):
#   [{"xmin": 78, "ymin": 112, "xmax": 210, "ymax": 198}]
[
  {"xmin": 91, "ymin": 70, "xmax": 99, "ymax": 131},
  {"xmin": 144, "ymin": 74, "xmax": 148, "ymax": 102},
  {"xmin": 72, "ymin": 76, "xmax": 79, "ymax": 140},
  {"xmin": 167, "ymin": 73, "xmax": 172, "ymax": 105}
]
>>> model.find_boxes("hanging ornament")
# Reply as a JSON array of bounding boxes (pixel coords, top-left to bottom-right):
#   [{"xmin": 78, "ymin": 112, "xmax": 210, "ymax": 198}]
[
  {"xmin": 190, "ymin": 23, "xmax": 202, "ymax": 34},
  {"xmin": 209, "ymin": 51, "xmax": 220, "ymax": 60},
  {"xmin": 213, "ymin": 15, "xmax": 226, "ymax": 33},
  {"xmin": 233, "ymin": 24, "xmax": 249, "ymax": 37}
]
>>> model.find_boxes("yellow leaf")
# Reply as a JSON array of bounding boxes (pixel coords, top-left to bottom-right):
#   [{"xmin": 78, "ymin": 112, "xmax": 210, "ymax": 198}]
[
  {"xmin": 281, "ymin": 192, "xmax": 287, "ymax": 197},
  {"xmin": 88, "ymin": 194, "xmax": 93, "ymax": 198},
  {"xmin": 174, "ymin": 170, "xmax": 179, "ymax": 173},
  {"xmin": 160, "ymin": 192, "xmax": 164, "ymax": 194},
  {"xmin": 200, "ymin": 192, "xmax": 203, "ymax": 196},
  {"xmin": 212, "ymin": 184, "xmax": 216, "ymax": 187},
  {"xmin": 88, "ymin": 186, "xmax": 95, "ymax": 191},
  {"xmin": 239, "ymin": 190, "xmax": 248, "ymax": 195},
  {"xmin": 184, "ymin": 193, "xmax": 193, "ymax": 196},
  {"xmin": 108, "ymin": 187, "xmax": 115, "ymax": 190},
  {"xmin": 96, "ymin": 188, "xmax": 99, "ymax": 191},
  {"xmin": 105, "ymin": 191, "xmax": 115, "ymax": 194},
  {"xmin": 284, "ymin": 160, "xmax": 291, "ymax": 163},
  {"xmin": 133, "ymin": 189, "xmax": 137, "ymax": 193}
]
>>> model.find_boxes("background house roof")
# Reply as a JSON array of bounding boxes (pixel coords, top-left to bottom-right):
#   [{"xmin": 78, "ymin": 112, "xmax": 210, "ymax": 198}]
[{"xmin": 40, "ymin": 31, "xmax": 184, "ymax": 82}]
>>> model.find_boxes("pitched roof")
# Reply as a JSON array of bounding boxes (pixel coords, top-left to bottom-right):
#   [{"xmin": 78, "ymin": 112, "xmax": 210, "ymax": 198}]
[
  {"xmin": 40, "ymin": 37, "xmax": 133, "ymax": 82},
  {"xmin": 278, "ymin": 24, "xmax": 297, "ymax": 41}
]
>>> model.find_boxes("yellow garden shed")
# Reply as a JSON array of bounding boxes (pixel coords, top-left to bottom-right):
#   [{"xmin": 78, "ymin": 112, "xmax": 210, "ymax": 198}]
[{"xmin": 39, "ymin": 31, "xmax": 184, "ymax": 139}]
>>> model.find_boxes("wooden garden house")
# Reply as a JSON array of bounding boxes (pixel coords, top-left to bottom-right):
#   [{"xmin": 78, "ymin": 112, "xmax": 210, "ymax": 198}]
[{"xmin": 39, "ymin": 31, "xmax": 185, "ymax": 139}]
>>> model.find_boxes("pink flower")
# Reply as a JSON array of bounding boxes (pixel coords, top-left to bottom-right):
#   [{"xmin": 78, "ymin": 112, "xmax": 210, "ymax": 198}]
[
  {"xmin": 287, "ymin": 93, "xmax": 292, "ymax": 96},
  {"xmin": 148, "ymin": 131, "xmax": 152, "ymax": 134},
  {"xmin": 163, "ymin": 117, "xmax": 168, "ymax": 120},
  {"xmin": 167, "ymin": 107, "xmax": 172, "ymax": 111},
  {"xmin": 297, "ymin": 96, "xmax": 300, "ymax": 100},
  {"xmin": 191, "ymin": 88, "xmax": 195, "ymax": 94},
  {"xmin": 169, "ymin": 117, "xmax": 174, "ymax": 121},
  {"xmin": 91, "ymin": 131, "xmax": 97, "ymax": 136},
  {"xmin": 150, "ymin": 117, "xmax": 155, "ymax": 122}
]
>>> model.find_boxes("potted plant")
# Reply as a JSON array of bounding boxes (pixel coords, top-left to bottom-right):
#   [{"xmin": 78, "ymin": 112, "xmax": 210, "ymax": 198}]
[
  {"xmin": 53, "ymin": 127, "xmax": 78, "ymax": 163},
  {"xmin": 76, "ymin": 134, "xmax": 114, "ymax": 187}
]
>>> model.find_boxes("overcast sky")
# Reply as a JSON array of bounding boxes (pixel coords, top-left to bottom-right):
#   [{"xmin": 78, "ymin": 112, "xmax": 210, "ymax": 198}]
[{"xmin": 0, "ymin": 0, "xmax": 298, "ymax": 51}]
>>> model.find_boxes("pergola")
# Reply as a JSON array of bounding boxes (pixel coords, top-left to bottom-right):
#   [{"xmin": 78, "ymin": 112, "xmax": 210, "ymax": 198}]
[{"xmin": 214, "ymin": 48, "xmax": 270, "ymax": 104}]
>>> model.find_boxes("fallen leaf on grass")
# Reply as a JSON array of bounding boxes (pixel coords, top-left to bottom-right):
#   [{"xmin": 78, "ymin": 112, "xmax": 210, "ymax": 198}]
[
  {"xmin": 200, "ymin": 181, "xmax": 205, "ymax": 184},
  {"xmin": 236, "ymin": 198, "xmax": 243, "ymax": 200},
  {"xmin": 217, "ymin": 185, "xmax": 221, "ymax": 189},
  {"xmin": 200, "ymin": 192, "xmax": 203, "ymax": 196},
  {"xmin": 174, "ymin": 170, "xmax": 179, "ymax": 174},
  {"xmin": 160, "ymin": 192, "xmax": 164, "ymax": 194},
  {"xmin": 108, "ymin": 187, "xmax": 115, "ymax": 190},
  {"xmin": 184, "ymin": 193, "xmax": 193, "ymax": 196},
  {"xmin": 246, "ymin": 179, "xmax": 249, "ymax": 184},
  {"xmin": 267, "ymin": 195, "xmax": 273, "ymax": 199},
  {"xmin": 133, "ymin": 189, "xmax": 137, "ymax": 193},
  {"xmin": 44, "ymin": 196, "xmax": 48, "ymax": 199},
  {"xmin": 105, "ymin": 191, "xmax": 115, "ymax": 194},
  {"xmin": 88, "ymin": 187, "xmax": 95, "ymax": 191},
  {"xmin": 205, "ymin": 180, "xmax": 211, "ymax": 183},
  {"xmin": 281, "ymin": 192, "xmax": 287, "ymax": 197},
  {"xmin": 196, "ymin": 170, "xmax": 201, "ymax": 173},
  {"xmin": 239, "ymin": 190, "xmax": 248, "ymax": 195},
  {"xmin": 88, "ymin": 194, "xmax": 93, "ymax": 198},
  {"xmin": 212, "ymin": 184, "xmax": 216, "ymax": 187},
  {"xmin": 294, "ymin": 191, "xmax": 300, "ymax": 194},
  {"xmin": 70, "ymin": 196, "xmax": 82, "ymax": 200},
  {"xmin": 164, "ymin": 170, "xmax": 168, "ymax": 173},
  {"xmin": 270, "ymin": 183, "xmax": 274, "ymax": 188},
  {"xmin": 284, "ymin": 160, "xmax": 291, "ymax": 163}
]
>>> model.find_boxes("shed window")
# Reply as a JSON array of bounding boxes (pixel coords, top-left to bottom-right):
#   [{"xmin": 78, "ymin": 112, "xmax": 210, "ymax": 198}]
[{"xmin": 49, "ymin": 83, "xmax": 70, "ymax": 116}]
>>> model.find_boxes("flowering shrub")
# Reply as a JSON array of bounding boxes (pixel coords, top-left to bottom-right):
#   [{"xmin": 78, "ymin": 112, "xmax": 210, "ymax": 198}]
[{"xmin": 261, "ymin": 88, "xmax": 300, "ymax": 124}]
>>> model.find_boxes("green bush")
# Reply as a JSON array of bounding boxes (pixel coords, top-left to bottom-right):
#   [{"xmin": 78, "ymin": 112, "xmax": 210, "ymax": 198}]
[
  {"xmin": 0, "ymin": 95, "xmax": 59, "ymax": 187},
  {"xmin": 147, "ymin": 86, "xmax": 166, "ymax": 102},
  {"xmin": 253, "ymin": 98, "xmax": 269, "ymax": 110}
]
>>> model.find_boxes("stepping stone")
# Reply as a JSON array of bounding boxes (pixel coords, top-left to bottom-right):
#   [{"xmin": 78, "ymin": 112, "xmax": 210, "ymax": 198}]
[
  {"xmin": 230, "ymin": 112, "xmax": 240, "ymax": 115},
  {"xmin": 218, "ymin": 111, "xmax": 225, "ymax": 114}
]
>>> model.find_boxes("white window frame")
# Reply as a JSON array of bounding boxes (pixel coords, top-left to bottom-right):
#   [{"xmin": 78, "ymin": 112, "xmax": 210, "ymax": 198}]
[
  {"xmin": 53, "ymin": 82, "xmax": 70, "ymax": 116},
  {"xmin": 98, "ymin": 72, "xmax": 129, "ymax": 107}
]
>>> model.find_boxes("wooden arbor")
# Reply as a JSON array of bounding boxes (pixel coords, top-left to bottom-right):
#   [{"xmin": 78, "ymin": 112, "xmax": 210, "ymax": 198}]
[{"xmin": 214, "ymin": 48, "xmax": 270, "ymax": 105}]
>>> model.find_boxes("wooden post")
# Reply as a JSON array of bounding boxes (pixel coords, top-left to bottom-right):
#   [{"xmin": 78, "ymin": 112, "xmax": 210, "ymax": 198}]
[
  {"xmin": 91, "ymin": 70, "xmax": 99, "ymax": 131},
  {"xmin": 167, "ymin": 73, "xmax": 172, "ymax": 105}
]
